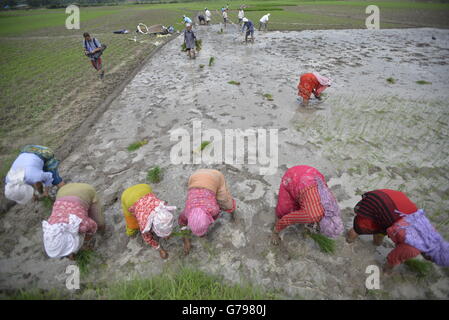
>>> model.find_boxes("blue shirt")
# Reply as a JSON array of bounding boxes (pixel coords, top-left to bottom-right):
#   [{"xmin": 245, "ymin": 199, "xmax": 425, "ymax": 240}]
[
  {"xmin": 6, "ymin": 153, "xmax": 54, "ymax": 187},
  {"xmin": 83, "ymin": 38, "xmax": 101, "ymax": 53},
  {"xmin": 183, "ymin": 17, "xmax": 192, "ymax": 24},
  {"xmin": 242, "ymin": 20, "xmax": 254, "ymax": 32}
]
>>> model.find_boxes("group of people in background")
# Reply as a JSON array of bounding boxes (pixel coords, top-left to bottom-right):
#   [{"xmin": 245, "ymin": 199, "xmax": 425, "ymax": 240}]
[{"xmin": 4, "ymin": 145, "xmax": 449, "ymax": 274}]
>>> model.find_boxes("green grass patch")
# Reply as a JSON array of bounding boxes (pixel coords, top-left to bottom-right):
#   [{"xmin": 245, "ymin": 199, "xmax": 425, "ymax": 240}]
[
  {"xmin": 127, "ymin": 139, "xmax": 148, "ymax": 151},
  {"xmin": 228, "ymin": 80, "xmax": 241, "ymax": 85},
  {"xmin": 404, "ymin": 258, "xmax": 433, "ymax": 277},
  {"xmin": 416, "ymin": 80, "xmax": 432, "ymax": 85},
  {"xmin": 263, "ymin": 93, "xmax": 274, "ymax": 101},
  {"xmin": 386, "ymin": 77, "xmax": 396, "ymax": 84},
  {"xmin": 208, "ymin": 56, "xmax": 215, "ymax": 66},
  {"xmin": 147, "ymin": 166, "xmax": 163, "ymax": 184},
  {"xmin": 307, "ymin": 232, "xmax": 336, "ymax": 254},
  {"xmin": 75, "ymin": 249, "xmax": 96, "ymax": 276}
]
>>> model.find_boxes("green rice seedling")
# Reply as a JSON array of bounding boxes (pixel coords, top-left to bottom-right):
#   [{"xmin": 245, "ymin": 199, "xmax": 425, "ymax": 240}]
[
  {"xmin": 170, "ymin": 228, "xmax": 193, "ymax": 238},
  {"xmin": 200, "ymin": 141, "xmax": 211, "ymax": 151},
  {"xmin": 208, "ymin": 56, "xmax": 215, "ymax": 66},
  {"xmin": 147, "ymin": 166, "xmax": 162, "ymax": 184},
  {"xmin": 195, "ymin": 39, "xmax": 202, "ymax": 51},
  {"xmin": 127, "ymin": 139, "xmax": 148, "ymax": 152},
  {"xmin": 199, "ymin": 64, "xmax": 205, "ymax": 69},
  {"xmin": 218, "ymin": 28, "xmax": 223, "ymax": 34},
  {"xmin": 75, "ymin": 249, "xmax": 96, "ymax": 276},
  {"xmin": 416, "ymin": 80, "xmax": 432, "ymax": 85},
  {"xmin": 404, "ymin": 258, "xmax": 433, "ymax": 277},
  {"xmin": 228, "ymin": 81, "xmax": 241, "ymax": 85},
  {"xmin": 386, "ymin": 77, "xmax": 396, "ymax": 84},
  {"xmin": 41, "ymin": 196, "xmax": 54, "ymax": 210},
  {"xmin": 307, "ymin": 232, "xmax": 336, "ymax": 254},
  {"xmin": 263, "ymin": 93, "xmax": 274, "ymax": 101},
  {"xmin": 181, "ymin": 42, "xmax": 187, "ymax": 52}
]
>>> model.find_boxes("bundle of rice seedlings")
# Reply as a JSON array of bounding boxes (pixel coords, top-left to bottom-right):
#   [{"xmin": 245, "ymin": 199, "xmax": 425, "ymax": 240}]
[
  {"xmin": 218, "ymin": 28, "xmax": 223, "ymax": 34},
  {"xmin": 209, "ymin": 56, "xmax": 215, "ymax": 66},
  {"xmin": 263, "ymin": 93, "xmax": 273, "ymax": 101},
  {"xmin": 181, "ymin": 42, "xmax": 187, "ymax": 52},
  {"xmin": 404, "ymin": 258, "xmax": 432, "ymax": 277},
  {"xmin": 75, "ymin": 249, "xmax": 96, "ymax": 276},
  {"xmin": 416, "ymin": 80, "xmax": 432, "ymax": 85},
  {"xmin": 147, "ymin": 166, "xmax": 162, "ymax": 184},
  {"xmin": 170, "ymin": 228, "xmax": 193, "ymax": 238},
  {"xmin": 199, "ymin": 64, "xmax": 205, "ymax": 69},
  {"xmin": 127, "ymin": 139, "xmax": 148, "ymax": 151},
  {"xmin": 228, "ymin": 81, "xmax": 240, "ymax": 85},
  {"xmin": 307, "ymin": 232, "xmax": 336, "ymax": 254},
  {"xmin": 200, "ymin": 141, "xmax": 211, "ymax": 151},
  {"xmin": 195, "ymin": 39, "xmax": 202, "ymax": 51},
  {"xmin": 386, "ymin": 77, "xmax": 395, "ymax": 84}
]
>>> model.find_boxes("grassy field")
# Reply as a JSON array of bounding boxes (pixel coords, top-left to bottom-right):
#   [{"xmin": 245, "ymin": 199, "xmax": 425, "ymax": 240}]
[
  {"xmin": 1, "ymin": 267, "xmax": 278, "ymax": 300},
  {"xmin": 1, "ymin": 1, "xmax": 448, "ymax": 181}
]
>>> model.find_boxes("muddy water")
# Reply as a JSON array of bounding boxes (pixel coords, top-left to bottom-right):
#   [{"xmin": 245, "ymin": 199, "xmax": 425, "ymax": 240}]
[{"xmin": 1, "ymin": 26, "xmax": 449, "ymax": 299}]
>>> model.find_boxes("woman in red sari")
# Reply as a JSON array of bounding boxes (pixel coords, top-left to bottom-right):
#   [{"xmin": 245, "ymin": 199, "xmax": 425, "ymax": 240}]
[{"xmin": 297, "ymin": 72, "xmax": 332, "ymax": 107}]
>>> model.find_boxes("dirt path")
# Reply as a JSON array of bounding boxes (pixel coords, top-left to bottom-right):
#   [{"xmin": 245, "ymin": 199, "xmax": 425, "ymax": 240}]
[{"xmin": 1, "ymin": 25, "xmax": 448, "ymax": 299}]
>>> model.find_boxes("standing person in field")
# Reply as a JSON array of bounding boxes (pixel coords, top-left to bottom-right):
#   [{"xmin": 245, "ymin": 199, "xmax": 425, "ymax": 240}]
[
  {"xmin": 42, "ymin": 183, "xmax": 104, "ymax": 259},
  {"xmin": 347, "ymin": 189, "xmax": 449, "ymax": 274},
  {"xmin": 238, "ymin": 7, "xmax": 245, "ymax": 24},
  {"xmin": 222, "ymin": 8, "xmax": 228, "ymax": 28},
  {"xmin": 183, "ymin": 23, "xmax": 197, "ymax": 59},
  {"xmin": 271, "ymin": 165, "xmax": 343, "ymax": 246},
  {"xmin": 121, "ymin": 184, "xmax": 176, "ymax": 260},
  {"xmin": 83, "ymin": 32, "xmax": 105, "ymax": 79},
  {"xmin": 5, "ymin": 145, "xmax": 65, "ymax": 205},
  {"xmin": 179, "ymin": 169, "xmax": 236, "ymax": 255},
  {"xmin": 297, "ymin": 72, "xmax": 332, "ymax": 107},
  {"xmin": 259, "ymin": 13, "xmax": 270, "ymax": 31},
  {"xmin": 205, "ymin": 8, "xmax": 212, "ymax": 25},
  {"xmin": 242, "ymin": 18, "xmax": 255, "ymax": 44}
]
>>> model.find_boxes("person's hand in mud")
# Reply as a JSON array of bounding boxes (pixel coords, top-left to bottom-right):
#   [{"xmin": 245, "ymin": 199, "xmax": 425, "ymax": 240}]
[
  {"xmin": 271, "ymin": 229, "xmax": 281, "ymax": 246},
  {"xmin": 159, "ymin": 248, "xmax": 169, "ymax": 259},
  {"xmin": 183, "ymin": 237, "xmax": 191, "ymax": 255},
  {"xmin": 346, "ymin": 228, "xmax": 358, "ymax": 244}
]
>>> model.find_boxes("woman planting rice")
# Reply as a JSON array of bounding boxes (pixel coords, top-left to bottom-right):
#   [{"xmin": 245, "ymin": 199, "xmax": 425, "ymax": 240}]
[
  {"xmin": 271, "ymin": 165, "xmax": 343, "ymax": 245},
  {"xmin": 5, "ymin": 145, "xmax": 65, "ymax": 204},
  {"xmin": 42, "ymin": 183, "xmax": 104, "ymax": 259},
  {"xmin": 347, "ymin": 189, "xmax": 449, "ymax": 274},
  {"xmin": 121, "ymin": 184, "xmax": 176, "ymax": 259},
  {"xmin": 179, "ymin": 169, "xmax": 236, "ymax": 255},
  {"xmin": 183, "ymin": 24, "xmax": 197, "ymax": 59},
  {"xmin": 297, "ymin": 72, "xmax": 332, "ymax": 107}
]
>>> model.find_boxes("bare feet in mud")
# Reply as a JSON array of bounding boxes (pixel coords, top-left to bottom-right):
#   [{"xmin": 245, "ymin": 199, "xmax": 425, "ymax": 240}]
[
  {"xmin": 183, "ymin": 237, "xmax": 191, "ymax": 255},
  {"xmin": 373, "ymin": 234, "xmax": 385, "ymax": 246}
]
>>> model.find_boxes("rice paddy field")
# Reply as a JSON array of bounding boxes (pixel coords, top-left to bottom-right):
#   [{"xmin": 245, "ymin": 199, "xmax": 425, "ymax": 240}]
[{"xmin": 1, "ymin": 0, "xmax": 449, "ymax": 300}]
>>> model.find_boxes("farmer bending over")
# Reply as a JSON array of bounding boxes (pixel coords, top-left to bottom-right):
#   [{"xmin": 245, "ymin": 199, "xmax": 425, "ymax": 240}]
[
  {"xmin": 259, "ymin": 13, "xmax": 270, "ymax": 31},
  {"xmin": 347, "ymin": 189, "xmax": 449, "ymax": 274},
  {"xmin": 271, "ymin": 165, "xmax": 343, "ymax": 246},
  {"xmin": 121, "ymin": 184, "xmax": 176, "ymax": 260},
  {"xmin": 297, "ymin": 72, "xmax": 332, "ymax": 107},
  {"xmin": 180, "ymin": 169, "xmax": 236, "ymax": 255},
  {"xmin": 242, "ymin": 18, "xmax": 255, "ymax": 44},
  {"xmin": 83, "ymin": 32, "xmax": 105, "ymax": 79}
]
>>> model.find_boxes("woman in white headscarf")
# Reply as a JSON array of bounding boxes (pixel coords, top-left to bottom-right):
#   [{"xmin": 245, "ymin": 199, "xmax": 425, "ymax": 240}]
[
  {"xmin": 297, "ymin": 72, "xmax": 332, "ymax": 107},
  {"xmin": 42, "ymin": 183, "xmax": 104, "ymax": 259},
  {"xmin": 121, "ymin": 184, "xmax": 176, "ymax": 259},
  {"xmin": 5, "ymin": 145, "xmax": 65, "ymax": 204}
]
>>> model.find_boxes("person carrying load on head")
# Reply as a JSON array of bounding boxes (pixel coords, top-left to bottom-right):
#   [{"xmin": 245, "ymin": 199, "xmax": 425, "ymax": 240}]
[
  {"xmin": 5, "ymin": 145, "xmax": 65, "ymax": 205},
  {"xmin": 179, "ymin": 169, "xmax": 236, "ymax": 255},
  {"xmin": 83, "ymin": 32, "xmax": 106, "ymax": 79},
  {"xmin": 271, "ymin": 165, "xmax": 344, "ymax": 246},
  {"xmin": 42, "ymin": 183, "xmax": 104, "ymax": 260},
  {"xmin": 347, "ymin": 189, "xmax": 449, "ymax": 274},
  {"xmin": 121, "ymin": 184, "xmax": 176, "ymax": 260},
  {"xmin": 297, "ymin": 72, "xmax": 332, "ymax": 107}
]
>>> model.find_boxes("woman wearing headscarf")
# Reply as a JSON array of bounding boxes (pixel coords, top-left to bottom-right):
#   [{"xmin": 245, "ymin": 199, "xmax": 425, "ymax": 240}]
[
  {"xmin": 42, "ymin": 183, "xmax": 104, "ymax": 259},
  {"xmin": 297, "ymin": 72, "xmax": 332, "ymax": 107},
  {"xmin": 183, "ymin": 23, "xmax": 197, "ymax": 59},
  {"xmin": 271, "ymin": 165, "xmax": 344, "ymax": 245},
  {"xmin": 179, "ymin": 169, "xmax": 236, "ymax": 255},
  {"xmin": 5, "ymin": 145, "xmax": 65, "ymax": 204},
  {"xmin": 347, "ymin": 189, "xmax": 449, "ymax": 274},
  {"xmin": 121, "ymin": 184, "xmax": 176, "ymax": 259}
]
